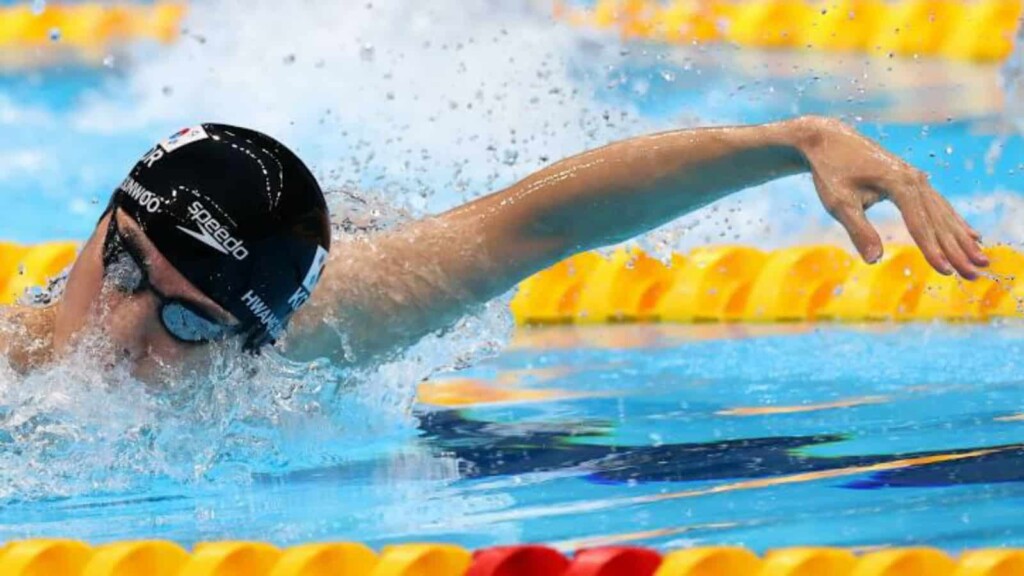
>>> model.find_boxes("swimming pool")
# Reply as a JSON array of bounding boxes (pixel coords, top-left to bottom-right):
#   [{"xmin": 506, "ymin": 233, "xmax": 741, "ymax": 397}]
[
  {"xmin": 2, "ymin": 323, "xmax": 1023, "ymax": 551},
  {"xmin": 1, "ymin": 0, "xmax": 1023, "ymax": 557}
]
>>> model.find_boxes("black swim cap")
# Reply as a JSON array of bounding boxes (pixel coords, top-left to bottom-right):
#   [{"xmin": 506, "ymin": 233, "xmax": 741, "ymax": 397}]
[{"xmin": 107, "ymin": 124, "xmax": 331, "ymax": 350}]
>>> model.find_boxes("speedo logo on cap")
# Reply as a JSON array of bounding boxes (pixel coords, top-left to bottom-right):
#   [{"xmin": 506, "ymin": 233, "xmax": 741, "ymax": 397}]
[
  {"xmin": 176, "ymin": 201, "xmax": 249, "ymax": 261},
  {"xmin": 118, "ymin": 176, "xmax": 162, "ymax": 213}
]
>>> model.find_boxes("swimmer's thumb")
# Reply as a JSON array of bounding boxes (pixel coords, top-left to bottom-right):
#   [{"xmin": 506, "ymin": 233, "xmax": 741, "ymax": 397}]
[{"xmin": 834, "ymin": 205, "xmax": 884, "ymax": 264}]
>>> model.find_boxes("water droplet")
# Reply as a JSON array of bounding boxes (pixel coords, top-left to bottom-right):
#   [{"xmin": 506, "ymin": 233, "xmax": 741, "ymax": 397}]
[
  {"xmin": 102, "ymin": 55, "xmax": 115, "ymax": 68},
  {"xmin": 283, "ymin": 54, "xmax": 296, "ymax": 65},
  {"xmin": 360, "ymin": 43, "xmax": 375, "ymax": 62},
  {"xmin": 32, "ymin": 0, "xmax": 45, "ymax": 15},
  {"xmin": 946, "ymin": 146, "xmax": 954, "ymax": 155},
  {"xmin": 502, "ymin": 149, "xmax": 518, "ymax": 165},
  {"xmin": 659, "ymin": 70, "xmax": 676, "ymax": 82},
  {"xmin": 48, "ymin": 27, "xmax": 61, "ymax": 42}
]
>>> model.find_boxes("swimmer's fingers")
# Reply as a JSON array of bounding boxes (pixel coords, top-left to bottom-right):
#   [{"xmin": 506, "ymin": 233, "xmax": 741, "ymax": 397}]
[
  {"xmin": 816, "ymin": 173, "xmax": 883, "ymax": 263},
  {"xmin": 928, "ymin": 191, "xmax": 989, "ymax": 271},
  {"xmin": 935, "ymin": 226, "xmax": 978, "ymax": 280},
  {"xmin": 938, "ymin": 194, "xmax": 982, "ymax": 241},
  {"xmin": 915, "ymin": 181, "xmax": 985, "ymax": 279},
  {"xmin": 933, "ymin": 194, "xmax": 987, "ymax": 265},
  {"xmin": 891, "ymin": 190, "xmax": 953, "ymax": 275},
  {"xmin": 835, "ymin": 204, "xmax": 884, "ymax": 264},
  {"xmin": 891, "ymin": 175, "xmax": 985, "ymax": 278}
]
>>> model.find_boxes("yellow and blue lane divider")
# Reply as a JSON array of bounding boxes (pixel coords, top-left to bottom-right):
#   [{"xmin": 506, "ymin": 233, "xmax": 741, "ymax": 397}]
[
  {"xmin": 1, "ymin": 540, "xmax": 1023, "ymax": 575},
  {"xmin": 511, "ymin": 244, "xmax": 1024, "ymax": 324},
  {"xmin": 0, "ymin": 1, "xmax": 185, "ymax": 66},
  {"xmin": 2, "ymin": 241, "xmax": 1024, "ymax": 324},
  {"xmin": 0, "ymin": 241, "xmax": 78, "ymax": 305},
  {"xmin": 558, "ymin": 0, "xmax": 1023, "ymax": 63}
]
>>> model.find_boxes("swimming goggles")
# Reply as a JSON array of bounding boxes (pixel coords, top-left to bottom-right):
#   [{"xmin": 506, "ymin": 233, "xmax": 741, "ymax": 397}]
[{"xmin": 101, "ymin": 213, "xmax": 242, "ymax": 345}]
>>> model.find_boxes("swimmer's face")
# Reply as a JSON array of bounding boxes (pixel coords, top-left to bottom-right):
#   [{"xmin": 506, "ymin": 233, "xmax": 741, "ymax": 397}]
[{"xmin": 54, "ymin": 210, "xmax": 240, "ymax": 381}]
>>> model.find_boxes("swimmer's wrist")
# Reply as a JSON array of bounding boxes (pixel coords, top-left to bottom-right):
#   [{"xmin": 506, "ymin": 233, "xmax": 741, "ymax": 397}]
[
  {"xmin": 767, "ymin": 116, "xmax": 828, "ymax": 174},
  {"xmin": 777, "ymin": 115, "xmax": 856, "ymax": 173},
  {"xmin": 741, "ymin": 117, "xmax": 811, "ymax": 177}
]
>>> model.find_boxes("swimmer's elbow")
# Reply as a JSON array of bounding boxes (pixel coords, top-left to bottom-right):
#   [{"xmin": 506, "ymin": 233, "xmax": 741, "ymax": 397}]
[
  {"xmin": 521, "ymin": 217, "xmax": 583, "ymax": 260},
  {"xmin": 519, "ymin": 214, "xmax": 629, "ymax": 263}
]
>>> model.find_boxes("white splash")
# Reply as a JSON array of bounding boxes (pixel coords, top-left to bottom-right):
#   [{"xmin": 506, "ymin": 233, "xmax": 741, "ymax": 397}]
[
  {"xmin": 1, "ymin": 0, "xmax": 1022, "ymax": 502},
  {"xmin": 73, "ymin": 0, "xmax": 648, "ymax": 212},
  {"xmin": 2, "ymin": 0, "xmax": 618, "ymax": 501}
]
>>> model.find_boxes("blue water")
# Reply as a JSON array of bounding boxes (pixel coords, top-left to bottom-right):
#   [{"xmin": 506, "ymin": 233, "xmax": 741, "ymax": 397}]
[
  {"xmin": 1, "ymin": 1, "xmax": 1023, "ymax": 552},
  {"xmin": 2, "ymin": 324, "xmax": 1023, "ymax": 550}
]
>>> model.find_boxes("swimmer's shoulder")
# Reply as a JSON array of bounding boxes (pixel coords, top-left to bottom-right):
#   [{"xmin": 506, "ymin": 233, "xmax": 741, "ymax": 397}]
[{"xmin": 0, "ymin": 304, "xmax": 55, "ymax": 373}]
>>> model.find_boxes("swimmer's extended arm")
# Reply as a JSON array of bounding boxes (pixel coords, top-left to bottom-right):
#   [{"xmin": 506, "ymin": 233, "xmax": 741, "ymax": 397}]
[{"xmin": 288, "ymin": 116, "xmax": 986, "ymax": 363}]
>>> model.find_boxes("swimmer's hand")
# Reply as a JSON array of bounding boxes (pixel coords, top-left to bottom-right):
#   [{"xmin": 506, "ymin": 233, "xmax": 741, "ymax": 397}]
[{"xmin": 797, "ymin": 116, "xmax": 987, "ymax": 278}]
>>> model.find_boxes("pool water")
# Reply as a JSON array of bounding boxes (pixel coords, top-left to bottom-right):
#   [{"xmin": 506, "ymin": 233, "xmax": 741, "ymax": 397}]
[
  {"xmin": 2, "ymin": 324, "xmax": 1022, "ymax": 551},
  {"xmin": 3, "ymin": 26, "xmax": 1023, "ymax": 244},
  {"xmin": 1, "ymin": 0, "xmax": 1023, "ymax": 553}
]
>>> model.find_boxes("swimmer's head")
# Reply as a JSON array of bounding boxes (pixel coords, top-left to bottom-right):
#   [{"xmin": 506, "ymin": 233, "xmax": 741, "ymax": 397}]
[{"xmin": 72, "ymin": 124, "xmax": 330, "ymax": 357}]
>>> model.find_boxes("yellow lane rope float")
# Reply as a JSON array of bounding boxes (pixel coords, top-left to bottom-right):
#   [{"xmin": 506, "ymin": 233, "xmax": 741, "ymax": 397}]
[
  {"xmin": 0, "ymin": 241, "xmax": 78, "ymax": 305},
  {"xmin": 1, "ymin": 540, "xmax": 1023, "ymax": 575},
  {"xmin": 0, "ymin": 2, "xmax": 185, "ymax": 67},
  {"xmin": 512, "ymin": 244, "xmax": 1024, "ymax": 324},
  {"xmin": 556, "ymin": 0, "xmax": 1024, "ymax": 62},
  {"xmin": 2, "ymin": 241, "xmax": 1023, "ymax": 323}
]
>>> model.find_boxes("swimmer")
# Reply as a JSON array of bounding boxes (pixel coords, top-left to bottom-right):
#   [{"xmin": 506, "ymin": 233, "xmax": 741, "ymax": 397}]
[{"xmin": 0, "ymin": 117, "xmax": 988, "ymax": 378}]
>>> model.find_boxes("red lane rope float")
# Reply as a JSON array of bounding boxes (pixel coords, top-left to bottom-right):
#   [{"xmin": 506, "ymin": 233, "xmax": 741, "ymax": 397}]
[
  {"xmin": 467, "ymin": 546, "xmax": 570, "ymax": 576},
  {"xmin": 564, "ymin": 547, "xmax": 664, "ymax": 576}
]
